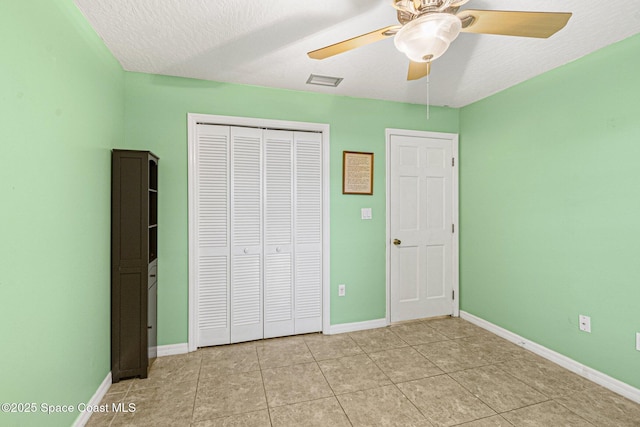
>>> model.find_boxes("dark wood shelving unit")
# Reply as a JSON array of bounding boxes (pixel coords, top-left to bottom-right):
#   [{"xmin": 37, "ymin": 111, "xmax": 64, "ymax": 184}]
[{"xmin": 111, "ymin": 149, "xmax": 158, "ymax": 382}]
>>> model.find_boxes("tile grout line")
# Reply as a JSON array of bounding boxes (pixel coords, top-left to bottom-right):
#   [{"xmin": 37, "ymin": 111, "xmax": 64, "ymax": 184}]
[
  {"xmin": 444, "ymin": 361, "xmax": 556, "ymax": 418},
  {"xmin": 306, "ymin": 336, "xmax": 356, "ymax": 426},
  {"xmin": 325, "ymin": 329, "xmax": 431, "ymax": 425},
  {"xmin": 258, "ymin": 352, "xmax": 275, "ymax": 427},
  {"xmin": 394, "ymin": 325, "xmax": 551, "ymax": 425},
  {"xmin": 548, "ymin": 398, "xmax": 599, "ymax": 426},
  {"xmin": 389, "ymin": 381, "xmax": 433, "ymax": 424},
  {"xmin": 189, "ymin": 354, "xmax": 204, "ymax": 425},
  {"xmin": 448, "ymin": 414, "xmax": 516, "ymax": 426},
  {"xmin": 105, "ymin": 381, "xmax": 133, "ymax": 427},
  {"xmin": 260, "ymin": 339, "xmax": 337, "ymax": 422}
]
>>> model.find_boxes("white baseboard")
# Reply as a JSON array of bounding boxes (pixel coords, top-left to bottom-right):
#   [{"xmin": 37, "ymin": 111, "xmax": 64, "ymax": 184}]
[
  {"xmin": 73, "ymin": 371, "xmax": 112, "ymax": 427},
  {"xmin": 75, "ymin": 345, "xmax": 189, "ymax": 426},
  {"xmin": 327, "ymin": 318, "xmax": 388, "ymax": 335},
  {"xmin": 460, "ymin": 311, "xmax": 640, "ymax": 404},
  {"xmin": 157, "ymin": 343, "xmax": 189, "ymax": 357}
]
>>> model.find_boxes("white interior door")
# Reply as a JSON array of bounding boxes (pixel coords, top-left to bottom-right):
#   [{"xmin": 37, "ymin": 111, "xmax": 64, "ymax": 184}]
[
  {"xmin": 230, "ymin": 126, "xmax": 263, "ymax": 343},
  {"xmin": 389, "ymin": 131, "xmax": 457, "ymax": 322},
  {"xmin": 263, "ymin": 130, "xmax": 295, "ymax": 338},
  {"xmin": 194, "ymin": 124, "xmax": 231, "ymax": 346},
  {"xmin": 190, "ymin": 119, "xmax": 325, "ymax": 349},
  {"xmin": 293, "ymin": 131, "xmax": 323, "ymax": 334}
]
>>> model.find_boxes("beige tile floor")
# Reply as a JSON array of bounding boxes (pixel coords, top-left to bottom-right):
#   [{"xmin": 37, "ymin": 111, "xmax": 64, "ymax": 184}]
[{"xmin": 88, "ymin": 318, "xmax": 640, "ymax": 426}]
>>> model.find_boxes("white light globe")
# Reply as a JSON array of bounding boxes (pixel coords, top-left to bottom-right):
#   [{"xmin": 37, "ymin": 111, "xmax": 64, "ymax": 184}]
[{"xmin": 394, "ymin": 13, "xmax": 462, "ymax": 62}]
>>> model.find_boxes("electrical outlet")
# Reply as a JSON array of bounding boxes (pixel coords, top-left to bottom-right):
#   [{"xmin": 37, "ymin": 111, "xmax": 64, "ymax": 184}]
[
  {"xmin": 636, "ymin": 333, "xmax": 640, "ymax": 351},
  {"xmin": 338, "ymin": 284, "xmax": 346, "ymax": 297},
  {"xmin": 579, "ymin": 315, "xmax": 591, "ymax": 333}
]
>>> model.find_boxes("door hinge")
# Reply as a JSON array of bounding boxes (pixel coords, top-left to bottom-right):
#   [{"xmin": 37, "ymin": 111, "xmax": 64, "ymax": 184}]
[
  {"xmin": 452, "ymin": 157, "xmax": 455, "ymax": 167},
  {"xmin": 452, "ymin": 224, "xmax": 455, "ymax": 233},
  {"xmin": 452, "ymin": 290, "xmax": 455, "ymax": 300}
]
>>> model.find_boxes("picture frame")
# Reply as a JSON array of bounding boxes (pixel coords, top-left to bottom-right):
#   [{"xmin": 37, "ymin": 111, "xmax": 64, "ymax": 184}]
[{"xmin": 342, "ymin": 151, "xmax": 374, "ymax": 195}]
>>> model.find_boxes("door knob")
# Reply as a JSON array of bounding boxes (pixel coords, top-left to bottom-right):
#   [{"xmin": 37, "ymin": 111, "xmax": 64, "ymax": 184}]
[{"xmin": 393, "ymin": 239, "xmax": 401, "ymax": 246}]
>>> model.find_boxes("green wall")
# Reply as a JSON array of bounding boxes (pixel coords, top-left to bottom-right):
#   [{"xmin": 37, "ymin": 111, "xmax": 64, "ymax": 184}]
[
  {"xmin": 0, "ymin": 1, "xmax": 124, "ymax": 426},
  {"xmin": 3, "ymin": 2, "xmax": 638, "ymax": 425},
  {"xmin": 123, "ymin": 73, "xmax": 459, "ymax": 345},
  {"xmin": 459, "ymin": 33, "xmax": 640, "ymax": 389}
]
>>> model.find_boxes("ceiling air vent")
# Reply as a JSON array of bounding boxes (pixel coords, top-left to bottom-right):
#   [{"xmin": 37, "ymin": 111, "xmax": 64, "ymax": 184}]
[{"xmin": 306, "ymin": 74, "xmax": 343, "ymax": 87}]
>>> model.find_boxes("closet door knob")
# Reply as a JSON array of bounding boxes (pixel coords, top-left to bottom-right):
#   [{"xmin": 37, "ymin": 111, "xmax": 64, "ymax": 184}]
[
  {"xmin": 276, "ymin": 247, "xmax": 281, "ymax": 253},
  {"xmin": 244, "ymin": 248, "xmax": 249, "ymax": 254}
]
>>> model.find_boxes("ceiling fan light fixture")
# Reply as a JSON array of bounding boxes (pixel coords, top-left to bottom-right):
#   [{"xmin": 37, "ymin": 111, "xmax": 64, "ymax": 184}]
[{"xmin": 394, "ymin": 13, "xmax": 462, "ymax": 62}]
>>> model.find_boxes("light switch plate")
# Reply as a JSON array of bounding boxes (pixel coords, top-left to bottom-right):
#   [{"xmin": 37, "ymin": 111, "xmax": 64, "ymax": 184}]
[
  {"xmin": 361, "ymin": 208, "xmax": 372, "ymax": 220},
  {"xmin": 636, "ymin": 333, "xmax": 640, "ymax": 351},
  {"xmin": 338, "ymin": 284, "xmax": 346, "ymax": 297}
]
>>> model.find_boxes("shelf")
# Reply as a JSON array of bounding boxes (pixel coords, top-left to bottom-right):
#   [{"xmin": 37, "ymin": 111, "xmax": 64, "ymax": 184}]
[
  {"xmin": 149, "ymin": 226, "xmax": 157, "ymax": 263},
  {"xmin": 149, "ymin": 191, "xmax": 157, "ymax": 225},
  {"xmin": 149, "ymin": 159, "xmax": 158, "ymax": 191},
  {"xmin": 148, "ymin": 157, "xmax": 158, "ymax": 264}
]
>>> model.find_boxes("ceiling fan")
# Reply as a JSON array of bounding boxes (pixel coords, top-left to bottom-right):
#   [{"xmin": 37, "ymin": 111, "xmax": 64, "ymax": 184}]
[{"xmin": 307, "ymin": 0, "xmax": 572, "ymax": 80}]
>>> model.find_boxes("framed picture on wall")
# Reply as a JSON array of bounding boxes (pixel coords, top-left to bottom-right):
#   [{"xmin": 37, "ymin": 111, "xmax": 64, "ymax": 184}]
[{"xmin": 342, "ymin": 151, "xmax": 374, "ymax": 195}]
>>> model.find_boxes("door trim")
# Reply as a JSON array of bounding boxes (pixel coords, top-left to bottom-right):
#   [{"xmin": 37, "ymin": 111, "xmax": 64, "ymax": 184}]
[
  {"xmin": 187, "ymin": 113, "xmax": 331, "ymax": 351},
  {"xmin": 385, "ymin": 128, "xmax": 459, "ymax": 325}
]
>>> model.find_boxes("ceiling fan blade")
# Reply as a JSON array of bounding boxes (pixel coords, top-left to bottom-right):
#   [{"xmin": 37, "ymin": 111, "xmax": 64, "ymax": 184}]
[
  {"xmin": 458, "ymin": 10, "xmax": 572, "ymax": 39},
  {"xmin": 407, "ymin": 61, "xmax": 430, "ymax": 81},
  {"xmin": 308, "ymin": 25, "xmax": 401, "ymax": 60}
]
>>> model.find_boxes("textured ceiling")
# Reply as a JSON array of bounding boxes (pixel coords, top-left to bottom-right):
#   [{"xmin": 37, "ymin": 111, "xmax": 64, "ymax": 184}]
[{"xmin": 74, "ymin": 0, "xmax": 640, "ymax": 107}]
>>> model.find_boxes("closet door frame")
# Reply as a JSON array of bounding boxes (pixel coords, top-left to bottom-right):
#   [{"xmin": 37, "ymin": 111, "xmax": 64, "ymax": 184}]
[{"xmin": 187, "ymin": 113, "xmax": 330, "ymax": 352}]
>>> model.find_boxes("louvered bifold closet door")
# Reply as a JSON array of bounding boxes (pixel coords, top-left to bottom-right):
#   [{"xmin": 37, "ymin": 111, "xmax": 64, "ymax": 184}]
[
  {"xmin": 294, "ymin": 131, "xmax": 323, "ymax": 334},
  {"xmin": 195, "ymin": 125, "xmax": 231, "ymax": 346},
  {"xmin": 230, "ymin": 126, "xmax": 264, "ymax": 343},
  {"xmin": 263, "ymin": 130, "xmax": 295, "ymax": 338}
]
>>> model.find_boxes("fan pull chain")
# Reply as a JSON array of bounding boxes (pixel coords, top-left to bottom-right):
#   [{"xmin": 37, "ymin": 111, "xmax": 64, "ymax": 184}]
[{"xmin": 426, "ymin": 60, "xmax": 431, "ymax": 120}]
